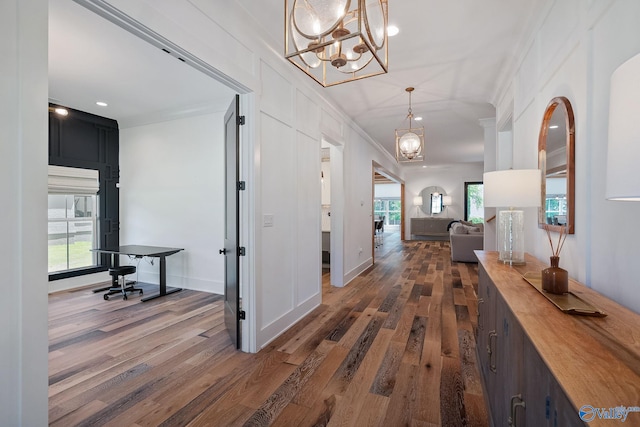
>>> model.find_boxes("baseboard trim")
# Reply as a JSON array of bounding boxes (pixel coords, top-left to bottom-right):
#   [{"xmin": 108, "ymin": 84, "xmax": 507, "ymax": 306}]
[{"xmin": 344, "ymin": 257, "xmax": 372, "ymax": 286}]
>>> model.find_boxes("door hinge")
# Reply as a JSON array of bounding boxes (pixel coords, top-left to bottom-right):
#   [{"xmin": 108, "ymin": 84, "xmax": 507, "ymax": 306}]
[
  {"xmin": 238, "ymin": 115, "xmax": 246, "ymax": 126},
  {"xmin": 238, "ymin": 246, "xmax": 246, "ymax": 256},
  {"xmin": 239, "ymin": 310, "xmax": 246, "ymax": 320},
  {"xmin": 238, "ymin": 181, "xmax": 246, "ymax": 191}
]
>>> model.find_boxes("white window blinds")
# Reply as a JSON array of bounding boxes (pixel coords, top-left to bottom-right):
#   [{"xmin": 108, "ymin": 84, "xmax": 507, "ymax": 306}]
[{"xmin": 48, "ymin": 165, "xmax": 99, "ymax": 195}]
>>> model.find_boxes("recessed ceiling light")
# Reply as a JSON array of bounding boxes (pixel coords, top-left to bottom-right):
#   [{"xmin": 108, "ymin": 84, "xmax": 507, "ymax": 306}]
[
  {"xmin": 96, "ymin": 101, "xmax": 108, "ymax": 107},
  {"xmin": 422, "ymin": 165, "xmax": 427, "ymax": 168},
  {"xmin": 549, "ymin": 125, "xmax": 559, "ymax": 129},
  {"xmin": 415, "ymin": 116, "xmax": 423, "ymax": 121},
  {"xmin": 387, "ymin": 26, "xmax": 399, "ymax": 37},
  {"xmin": 54, "ymin": 107, "xmax": 68, "ymax": 116}
]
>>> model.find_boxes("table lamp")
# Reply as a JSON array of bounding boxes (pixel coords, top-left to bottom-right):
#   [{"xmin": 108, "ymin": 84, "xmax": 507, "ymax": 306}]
[
  {"xmin": 606, "ymin": 52, "xmax": 640, "ymax": 201},
  {"xmin": 442, "ymin": 195, "xmax": 452, "ymax": 215},
  {"xmin": 483, "ymin": 169, "xmax": 541, "ymax": 265},
  {"xmin": 413, "ymin": 196, "xmax": 423, "ymax": 217}
]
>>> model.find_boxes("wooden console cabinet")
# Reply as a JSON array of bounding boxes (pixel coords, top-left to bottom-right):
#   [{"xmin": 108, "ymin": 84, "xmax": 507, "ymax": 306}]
[{"xmin": 476, "ymin": 251, "xmax": 640, "ymax": 427}]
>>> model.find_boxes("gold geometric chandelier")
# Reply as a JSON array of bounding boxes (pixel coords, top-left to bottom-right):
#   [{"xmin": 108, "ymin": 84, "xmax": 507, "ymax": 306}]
[
  {"xmin": 284, "ymin": 0, "xmax": 389, "ymax": 87},
  {"xmin": 396, "ymin": 87, "xmax": 425, "ymax": 163}
]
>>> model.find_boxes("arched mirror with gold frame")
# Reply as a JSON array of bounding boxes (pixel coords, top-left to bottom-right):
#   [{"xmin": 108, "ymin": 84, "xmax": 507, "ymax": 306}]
[{"xmin": 538, "ymin": 96, "xmax": 575, "ymax": 234}]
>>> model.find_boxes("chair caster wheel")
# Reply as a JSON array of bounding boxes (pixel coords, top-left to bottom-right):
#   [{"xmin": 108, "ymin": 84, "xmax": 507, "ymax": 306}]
[
  {"xmin": 104, "ymin": 294, "xmax": 109, "ymax": 300},
  {"xmin": 123, "ymin": 294, "xmax": 128, "ymax": 300},
  {"xmin": 139, "ymin": 290, "xmax": 143, "ymax": 295}
]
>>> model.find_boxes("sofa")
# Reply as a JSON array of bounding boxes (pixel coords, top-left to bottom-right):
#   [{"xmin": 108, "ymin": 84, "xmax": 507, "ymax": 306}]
[
  {"xmin": 449, "ymin": 221, "xmax": 484, "ymax": 262},
  {"xmin": 411, "ymin": 217, "xmax": 454, "ymax": 240}
]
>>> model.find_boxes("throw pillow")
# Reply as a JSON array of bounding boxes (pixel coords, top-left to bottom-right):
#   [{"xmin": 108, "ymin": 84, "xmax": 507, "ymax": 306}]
[
  {"xmin": 451, "ymin": 223, "xmax": 468, "ymax": 234},
  {"xmin": 461, "ymin": 220, "xmax": 484, "ymax": 232}
]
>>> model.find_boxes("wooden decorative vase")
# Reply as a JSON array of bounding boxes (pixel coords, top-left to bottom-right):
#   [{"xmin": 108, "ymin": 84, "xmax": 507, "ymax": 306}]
[{"xmin": 542, "ymin": 256, "xmax": 568, "ymax": 294}]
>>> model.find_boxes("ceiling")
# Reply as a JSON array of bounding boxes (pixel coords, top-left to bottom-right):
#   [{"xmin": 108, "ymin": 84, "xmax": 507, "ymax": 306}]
[
  {"xmin": 49, "ymin": 0, "xmax": 547, "ymax": 167},
  {"xmin": 48, "ymin": 0, "xmax": 236, "ymax": 128}
]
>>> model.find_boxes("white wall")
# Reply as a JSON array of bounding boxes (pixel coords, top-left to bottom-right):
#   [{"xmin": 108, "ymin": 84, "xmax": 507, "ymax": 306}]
[
  {"xmin": 0, "ymin": 0, "xmax": 49, "ymax": 424},
  {"xmin": 403, "ymin": 163, "xmax": 485, "ymax": 237},
  {"xmin": 255, "ymin": 59, "xmax": 401, "ymax": 343},
  {"xmin": 482, "ymin": 119, "xmax": 498, "ymax": 250},
  {"xmin": 119, "ymin": 112, "xmax": 226, "ymax": 294},
  {"xmin": 497, "ymin": 0, "xmax": 640, "ymax": 313},
  {"xmin": 341, "ymin": 127, "xmax": 400, "ymax": 282}
]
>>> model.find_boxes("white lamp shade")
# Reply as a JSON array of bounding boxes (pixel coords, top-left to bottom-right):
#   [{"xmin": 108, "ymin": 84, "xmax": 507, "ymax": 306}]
[
  {"xmin": 413, "ymin": 196, "xmax": 423, "ymax": 206},
  {"xmin": 483, "ymin": 169, "xmax": 541, "ymax": 208},
  {"xmin": 606, "ymin": 52, "xmax": 640, "ymax": 201},
  {"xmin": 442, "ymin": 195, "xmax": 452, "ymax": 206}
]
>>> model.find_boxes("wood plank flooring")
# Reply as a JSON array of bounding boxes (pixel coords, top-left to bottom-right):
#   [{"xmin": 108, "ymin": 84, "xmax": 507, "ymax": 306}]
[{"xmin": 49, "ymin": 235, "xmax": 488, "ymax": 426}]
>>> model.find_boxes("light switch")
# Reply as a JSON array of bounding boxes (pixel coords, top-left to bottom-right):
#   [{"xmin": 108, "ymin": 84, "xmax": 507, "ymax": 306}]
[{"xmin": 263, "ymin": 214, "xmax": 274, "ymax": 227}]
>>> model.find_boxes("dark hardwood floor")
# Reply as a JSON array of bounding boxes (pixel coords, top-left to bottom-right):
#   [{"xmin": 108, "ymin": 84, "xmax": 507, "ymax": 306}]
[{"xmin": 49, "ymin": 233, "xmax": 488, "ymax": 426}]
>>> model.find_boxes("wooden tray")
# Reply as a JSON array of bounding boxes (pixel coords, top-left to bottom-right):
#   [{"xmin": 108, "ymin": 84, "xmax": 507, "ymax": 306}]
[{"xmin": 522, "ymin": 272, "xmax": 607, "ymax": 317}]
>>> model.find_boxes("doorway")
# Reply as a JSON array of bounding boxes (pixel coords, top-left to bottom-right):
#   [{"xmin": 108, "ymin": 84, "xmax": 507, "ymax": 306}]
[
  {"xmin": 49, "ymin": 0, "xmax": 252, "ymax": 351},
  {"xmin": 372, "ymin": 164, "xmax": 404, "ymax": 262},
  {"xmin": 321, "ymin": 145, "xmax": 330, "ymax": 271},
  {"xmin": 320, "ymin": 137, "xmax": 345, "ymax": 289}
]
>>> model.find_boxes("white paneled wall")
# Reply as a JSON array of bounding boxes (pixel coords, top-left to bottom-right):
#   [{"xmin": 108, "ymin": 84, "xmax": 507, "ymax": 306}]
[
  {"xmin": 296, "ymin": 130, "xmax": 322, "ymax": 305},
  {"xmin": 295, "ymin": 90, "xmax": 322, "ymax": 305},
  {"xmin": 259, "ymin": 112, "xmax": 297, "ymax": 331},
  {"xmin": 296, "ymin": 89, "xmax": 320, "ymax": 139},
  {"xmin": 342, "ymin": 129, "xmax": 373, "ymax": 282},
  {"xmin": 261, "ymin": 62, "xmax": 294, "ymax": 125},
  {"xmin": 321, "ymin": 108, "xmax": 344, "ymax": 142},
  {"xmin": 256, "ymin": 58, "xmax": 323, "ymax": 344}
]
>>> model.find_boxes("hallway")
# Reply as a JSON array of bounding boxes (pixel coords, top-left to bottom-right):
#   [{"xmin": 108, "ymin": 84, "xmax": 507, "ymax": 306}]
[{"xmin": 49, "ymin": 239, "xmax": 487, "ymax": 426}]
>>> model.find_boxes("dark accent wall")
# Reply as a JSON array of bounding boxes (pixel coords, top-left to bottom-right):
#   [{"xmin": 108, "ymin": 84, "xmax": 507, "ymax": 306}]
[{"xmin": 49, "ymin": 104, "xmax": 119, "ymax": 279}]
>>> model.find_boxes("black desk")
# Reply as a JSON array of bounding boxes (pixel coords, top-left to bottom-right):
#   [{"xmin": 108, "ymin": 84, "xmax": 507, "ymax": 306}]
[{"xmin": 94, "ymin": 245, "xmax": 184, "ymax": 302}]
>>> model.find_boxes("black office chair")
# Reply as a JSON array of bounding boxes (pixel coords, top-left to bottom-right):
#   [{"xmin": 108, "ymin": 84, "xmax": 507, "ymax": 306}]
[
  {"xmin": 103, "ymin": 265, "xmax": 143, "ymax": 300},
  {"xmin": 375, "ymin": 219, "xmax": 384, "ymax": 248}
]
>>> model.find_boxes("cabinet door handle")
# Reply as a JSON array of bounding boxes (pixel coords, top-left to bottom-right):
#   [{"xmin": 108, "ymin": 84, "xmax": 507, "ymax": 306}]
[
  {"xmin": 487, "ymin": 331, "xmax": 497, "ymax": 373},
  {"xmin": 477, "ymin": 298, "xmax": 484, "ymax": 332},
  {"xmin": 508, "ymin": 394, "xmax": 526, "ymax": 426}
]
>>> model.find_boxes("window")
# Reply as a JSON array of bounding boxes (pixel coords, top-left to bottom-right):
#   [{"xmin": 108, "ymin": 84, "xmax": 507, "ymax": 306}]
[
  {"xmin": 544, "ymin": 195, "xmax": 567, "ymax": 225},
  {"xmin": 430, "ymin": 193, "xmax": 442, "ymax": 214},
  {"xmin": 374, "ymin": 198, "xmax": 402, "ymax": 226},
  {"xmin": 48, "ymin": 166, "xmax": 99, "ymax": 273},
  {"xmin": 48, "ymin": 195, "xmax": 98, "ymax": 272},
  {"xmin": 464, "ymin": 182, "xmax": 484, "ymax": 223}
]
